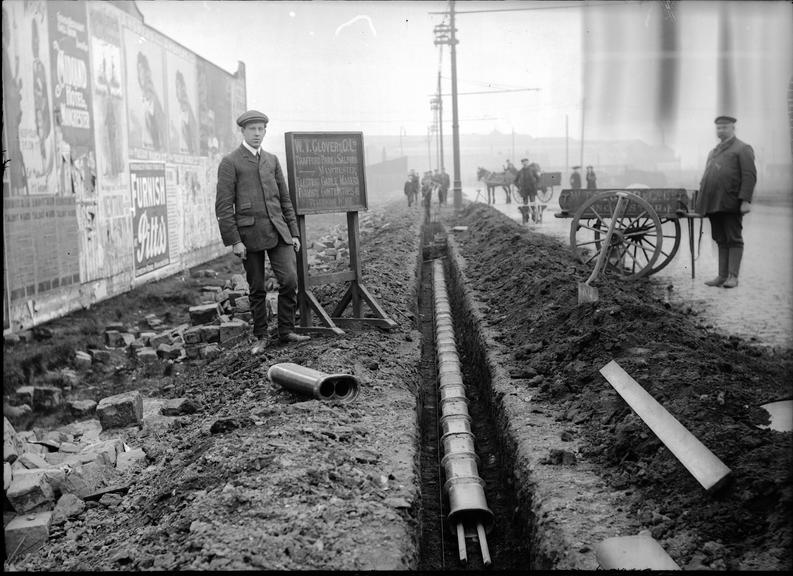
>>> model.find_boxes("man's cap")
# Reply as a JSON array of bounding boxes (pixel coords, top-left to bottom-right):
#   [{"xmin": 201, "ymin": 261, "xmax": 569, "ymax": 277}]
[
  {"xmin": 237, "ymin": 110, "xmax": 269, "ymax": 127},
  {"xmin": 520, "ymin": 158, "xmax": 529, "ymax": 162},
  {"xmin": 586, "ymin": 165, "xmax": 593, "ymax": 168},
  {"xmin": 714, "ymin": 115, "xmax": 737, "ymax": 124},
  {"xmin": 572, "ymin": 165, "xmax": 581, "ymax": 169}
]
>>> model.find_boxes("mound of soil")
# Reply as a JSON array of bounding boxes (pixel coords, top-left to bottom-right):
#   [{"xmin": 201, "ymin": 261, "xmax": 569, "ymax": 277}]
[{"xmin": 446, "ymin": 203, "xmax": 792, "ymax": 570}]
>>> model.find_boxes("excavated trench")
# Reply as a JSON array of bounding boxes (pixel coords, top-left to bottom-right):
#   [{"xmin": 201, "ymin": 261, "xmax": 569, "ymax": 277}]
[{"xmin": 416, "ymin": 220, "xmax": 532, "ymax": 570}]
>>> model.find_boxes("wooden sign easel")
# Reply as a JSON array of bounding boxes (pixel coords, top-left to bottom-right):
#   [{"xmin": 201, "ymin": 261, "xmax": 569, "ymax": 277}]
[{"xmin": 285, "ymin": 132, "xmax": 396, "ymax": 335}]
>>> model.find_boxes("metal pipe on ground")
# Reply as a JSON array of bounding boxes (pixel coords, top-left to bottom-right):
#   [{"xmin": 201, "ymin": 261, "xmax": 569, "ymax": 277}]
[
  {"xmin": 267, "ymin": 363, "xmax": 360, "ymax": 402},
  {"xmin": 433, "ymin": 259, "xmax": 494, "ymax": 567}
]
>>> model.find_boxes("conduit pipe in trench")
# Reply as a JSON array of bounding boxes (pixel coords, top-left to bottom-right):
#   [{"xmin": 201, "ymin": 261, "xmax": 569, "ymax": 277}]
[{"xmin": 433, "ymin": 259, "xmax": 494, "ymax": 566}]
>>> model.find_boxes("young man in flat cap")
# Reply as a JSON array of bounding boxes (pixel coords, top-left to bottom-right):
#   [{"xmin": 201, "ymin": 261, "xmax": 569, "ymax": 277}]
[
  {"xmin": 696, "ymin": 115, "xmax": 757, "ymax": 289},
  {"xmin": 215, "ymin": 110, "xmax": 310, "ymax": 353}
]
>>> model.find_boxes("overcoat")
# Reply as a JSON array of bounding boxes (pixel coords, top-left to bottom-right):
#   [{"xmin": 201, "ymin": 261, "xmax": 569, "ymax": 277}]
[
  {"xmin": 215, "ymin": 145, "xmax": 299, "ymax": 251},
  {"xmin": 697, "ymin": 136, "xmax": 757, "ymax": 215}
]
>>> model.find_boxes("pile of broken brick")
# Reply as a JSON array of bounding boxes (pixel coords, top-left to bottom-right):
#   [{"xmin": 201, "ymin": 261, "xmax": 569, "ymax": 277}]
[
  {"xmin": 75, "ymin": 271, "xmax": 275, "ymax": 371},
  {"xmin": 3, "ymin": 389, "xmax": 196, "ymax": 560}
]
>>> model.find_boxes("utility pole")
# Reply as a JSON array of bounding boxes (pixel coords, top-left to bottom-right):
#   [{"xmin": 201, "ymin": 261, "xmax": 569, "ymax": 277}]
[
  {"xmin": 580, "ymin": 97, "xmax": 585, "ymax": 169},
  {"xmin": 449, "ymin": 1, "xmax": 462, "ymax": 211},
  {"xmin": 433, "ymin": 1, "xmax": 461, "ymax": 210},
  {"xmin": 565, "ymin": 114, "xmax": 569, "ymax": 171},
  {"xmin": 437, "ymin": 72, "xmax": 445, "ymax": 173}
]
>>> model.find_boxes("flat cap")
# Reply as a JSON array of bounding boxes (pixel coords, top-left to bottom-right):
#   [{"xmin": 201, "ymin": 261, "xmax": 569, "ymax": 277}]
[
  {"xmin": 572, "ymin": 165, "xmax": 581, "ymax": 169},
  {"xmin": 714, "ymin": 115, "xmax": 737, "ymax": 124},
  {"xmin": 520, "ymin": 158, "xmax": 529, "ymax": 162},
  {"xmin": 236, "ymin": 109, "xmax": 269, "ymax": 127}
]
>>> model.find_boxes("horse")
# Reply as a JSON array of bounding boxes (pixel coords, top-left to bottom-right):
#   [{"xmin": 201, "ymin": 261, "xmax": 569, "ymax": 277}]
[{"xmin": 477, "ymin": 167, "xmax": 516, "ymax": 204}]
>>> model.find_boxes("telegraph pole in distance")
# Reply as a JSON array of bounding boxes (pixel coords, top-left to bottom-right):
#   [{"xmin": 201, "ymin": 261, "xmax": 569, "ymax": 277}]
[{"xmin": 449, "ymin": 0, "xmax": 462, "ymax": 212}]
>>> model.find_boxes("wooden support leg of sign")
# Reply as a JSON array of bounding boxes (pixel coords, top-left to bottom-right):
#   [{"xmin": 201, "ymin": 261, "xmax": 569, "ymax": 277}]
[
  {"xmin": 293, "ymin": 212, "xmax": 396, "ymax": 335},
  {"xmin": 294, "ymin": 215, "xmax": 345, "ymax": 336},
  {"xmin": 330, "ymin": 212, "xmax": 397, "ymax": 330}
]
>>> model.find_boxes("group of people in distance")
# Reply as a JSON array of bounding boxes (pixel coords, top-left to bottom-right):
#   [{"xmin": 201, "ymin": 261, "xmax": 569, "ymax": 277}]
[
  {"xmin": 569, "ymin": 165, "xmax": 598, "ymax": 190},
  {"xmin": 404, "ymin": 168, "xmax": 449, "ymax": 215}
]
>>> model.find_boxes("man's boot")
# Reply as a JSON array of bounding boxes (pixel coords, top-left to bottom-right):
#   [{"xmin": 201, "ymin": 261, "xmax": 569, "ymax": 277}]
[
  {"xmin": 704, "ymin": 247, "xmax": 729, "ymax": 286},
  {"xmin": 722, "ymin": 246, "xmax": 743, "ymax": 288}
]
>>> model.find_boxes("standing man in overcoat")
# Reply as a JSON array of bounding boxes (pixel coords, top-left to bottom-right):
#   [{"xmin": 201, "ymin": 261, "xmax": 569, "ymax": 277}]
[
  {"xmin": 215, "ymin": 110, "xmax": 310, "ymax": 354},
  {"xmin": 696, "ymin": 115, "xmax": 757, "ymax": 288},
  {"xmin": 570, "ymin": 166, "xmax": 582, "ymax": 189}
]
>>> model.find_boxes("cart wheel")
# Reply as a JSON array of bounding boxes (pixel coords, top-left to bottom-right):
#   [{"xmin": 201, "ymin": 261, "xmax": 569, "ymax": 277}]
[
  {"xmin": 645, "ymin": 217, "xmax": 681, "ymax": 275},
  {"xmin": 569, "ymin": 190, "xmax": 663, "ymax": 279},
  {"xmin": 537, "ymin": 187, "xmax": 553, "ymax": 204}
]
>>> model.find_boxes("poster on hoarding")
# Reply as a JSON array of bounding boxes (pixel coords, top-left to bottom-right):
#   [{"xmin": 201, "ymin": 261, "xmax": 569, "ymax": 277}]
[
  {"xmin": 48, "ymin": 0, "xmax": 96, "ymax": 199},
  {"xmin": 89, "ymin": 4, "xmax": 127, "ymax": 189},
  {"xmin": 166, "ymin": 52, "xmax": 199, "ymax": 156},
  {"xmin": 197, "ymin": 60, "xmax": 234, "ymax": 160},
  {"xmin": 124, "ymin": 29, "xmax": 167, "ymax": 159},
  {"xmin": 1, "ymin": 0, "xmax": 57, "ymax": 196},
  {"xmin": 130, "ymin": 162, "xmax": 169, "ymax": 276}
]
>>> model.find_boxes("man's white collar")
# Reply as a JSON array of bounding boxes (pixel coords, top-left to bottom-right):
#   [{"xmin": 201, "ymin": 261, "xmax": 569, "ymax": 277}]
[{"xmin": 242, "ymin": 140, "xmax": 261, "ymax": 156}]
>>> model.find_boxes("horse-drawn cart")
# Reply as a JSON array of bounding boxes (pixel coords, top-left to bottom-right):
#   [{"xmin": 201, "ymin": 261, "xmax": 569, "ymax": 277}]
[{"xmin": 555, "ymin": 188, "xmax": 702, "ymax": 279}]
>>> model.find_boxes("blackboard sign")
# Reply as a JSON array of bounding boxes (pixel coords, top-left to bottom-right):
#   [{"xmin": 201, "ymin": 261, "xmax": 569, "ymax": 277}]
[{"xmin": 284, "ymin": 132, "xmax": 368, "ymax": 215}]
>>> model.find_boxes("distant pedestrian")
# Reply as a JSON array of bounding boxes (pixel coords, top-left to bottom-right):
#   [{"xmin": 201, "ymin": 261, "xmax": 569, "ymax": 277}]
[
  {"xmin": 404, "ymin": 176, "xmax": 414, "ymax": 207},
  {"xmin": 440, "ymin": 169, "xmax": 450, "ymax": 205},
  {"xmin": 696, "ymin": 115, "xmax": 756, "ymax": 289},
  {"xmin": 586, "ymin": 166, "xmax": 597, "ymax": 190},
  {"xmin": 570, "ymin": 166, "xmax": 582, "ymax": 189}
]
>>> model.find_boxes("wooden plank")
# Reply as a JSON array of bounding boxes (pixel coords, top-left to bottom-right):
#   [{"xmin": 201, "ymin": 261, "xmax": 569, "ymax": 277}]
[
  {"xmin": 303, "ymin": 290, "xmax": 343, "ymax": 333},
  {"xmin": 331, "ymin": 285, "xmax": 354, "ymax": 318},
  {"xmin": 331, "ymin": 317, "xmax": 396, "ymax": 329},
  {"xmin": 357, "ymin": 283, "xmax": 396, "ymax": 327},
  {"xmin": 599, "ymin": 360, "xmax": 731, "ymax": 492},
  {"xmin": 307, "ymin": 270, "xmax": 355, "ymax": 287},
  {"xmin": 347, "ymin": 211, "xmax": 362, "ymax": 317},
  {"xmin": 296, "ymin": 215, "xmax": 312, "ymax": 327},
  {"xmin": 595, "ymin": 533, "xmax": 680, "ymax": 570},
  {"xmin": 293, "ymin": 325, "xmax": 345, "ymax": 336}
]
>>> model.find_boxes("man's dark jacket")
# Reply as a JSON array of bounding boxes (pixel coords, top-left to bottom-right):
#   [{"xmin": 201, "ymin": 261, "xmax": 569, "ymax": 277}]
[
  {"xmin": 696, "ymin": 136, "xmax": 757, "ymax": 215},
  {"xmin": 514, "ymin": 166, "xmax": 536, "ymax": 193},
  {"xmin": 215, "ymin": 145, "xmax": 299, "ymax": 251}
]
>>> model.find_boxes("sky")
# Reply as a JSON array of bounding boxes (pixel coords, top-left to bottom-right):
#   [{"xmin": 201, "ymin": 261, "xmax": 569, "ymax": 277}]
[
  {"xmin": 137, "ymin": 0, "xmax": 792, "ymax": 173},
  {"xmin": 136, "ymin": 0, "xmax": 583, "ymax": 139}
]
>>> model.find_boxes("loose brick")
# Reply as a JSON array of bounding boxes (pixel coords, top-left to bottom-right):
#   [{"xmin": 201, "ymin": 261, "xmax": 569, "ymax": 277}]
[
  {"xmin": 14, "ymin": 386, "xmax": 35, "ymax": 405},
  {"xmin": 18, "ymin": 453, "xmax": 50, "ymax": 470},
  {"xmin": 189, "ymin": 303, "xmax": 221, "ymax": 325},
  {"xmin": 59, "ymin": 461, "xmax": 122, "ymax": 498},
  {"xmin": 234, "ymin": 296, "xmax": 251, "ymax": 312},
  {"xmin": 185, "ymin": 345, "xmax": 202, "ymax": 359},
  {"xmin": 89, "ymin": 349, "xmax": 113, "ymax": 364},
  {"xmin": 149, "ymin": 332, "xmax": 172, "ymax": 348},
  {"xmin": 96, "ymin": 391, "xmax": 143, "ymax": 430},
  {"xmin": 4, "ymin": 461, "xmax": 12, "ymax": 490},
  {"xmin": 32, "ymin": 387, "xmax": 63, "ymax": 411},
  {"xmin": 136, "ymin": 347, "xmax": 159, "ymax": 364},
  {"xmin": 74, "ymin": 350, "xmax": 93, "ymax": 370},
  {"xmin": 156, "ymin": 343, "xmax": 174, "ymax": 359},
  {"xmin": 4, "ymin": 417, "xmax": 22, "ymax": 462},
  {"xmin": 4, "ymin": 511, "xmax": 53, "ymax": 557},
  {"xmin": 220, "ymin": 319, "xmax": 248, "ymax": 346},
  {"xmin": 201, "ymin": 344, "xmax": 221, "ymax": 360},
  {"xmin": 198, "ymin": 325, "xmax": 220, "ymax": 343},
  {"xmin": 184, "ymin": 326, "xmax": 202, "ymax": 344},
  {"xmin": 51, "ymin": 493, "xmax": 85, "ymax": 525},
  {"xmin": 68, "ymin": 399, "xmax": 97, "ymax": 419},
  {"xmin": 139, "ymin": 331, "xmax": 156, "ymax": 345},
  {"xmin": 78, "ymin": 439, "xmax": 124, "ymax": 467},
  {"xmin": 104, "ymin": 330, "xmax": 121, "ymax": 347},
  {"xmin": 21, "ymin": 442, "xmax": 49, "ymax": 456},
  {"xmin": 115, "ymin": 448, "xmax": 147, "ymax": 473},
  {"xmin": 6, "ymin": 471, "xmax": 55, "ymax": 514}
]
